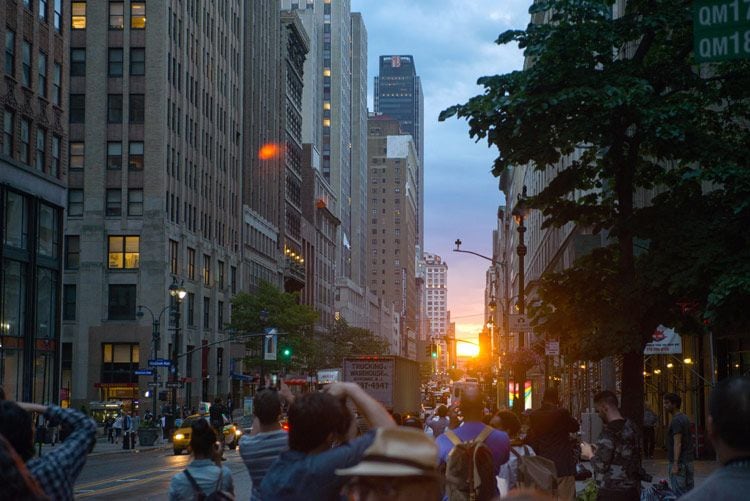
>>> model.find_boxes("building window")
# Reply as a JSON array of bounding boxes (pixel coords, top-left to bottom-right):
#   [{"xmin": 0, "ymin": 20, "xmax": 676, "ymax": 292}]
[
  {"xmin": 101, "ymin": 343, "xmax": 139, "ymax": 383},
  {"xmin": 63, "ymin": 284, "xmax": 76, "ymax": 321},
  {"xmin": 108, "ymin": 48, "xmax": 123, "ymax": 77},
  {"xmin": 109, "ymin": 2, "xmax": 124, "ymax": 29},
  {"xmin": 108, "ymin": 235, "xmax": 139, "ymax": 269},
  {"xmin": 38, "ymin": 0, "xmax": 48, "ymax": 21},
  {"xmin": 131, "ymin": 2, "xmax": 147, "ymax": 29},
  {"xmin": 5, "ymin": 30, "xmax": 15, "ymax": 77},
  {"xmin": 3, "ymin": 109, "xmax": 14, "ymax": 157},
  {"xmin": 127, "ymin": 189, "xmax": 143, "ymax": 216},
  {"xmin": 70, "ymin": 48, "xmax": 85, "ymax": 76},
  {"xmin": 35, "ymin": 128, "xmax": 46, "ymax": 171},
  {"xmin": 53, "ymin": 0, "xmax": 62, "ymax": 31},
  {"xmin": 128, "ymin": 141, "xmax": 144, "ymax": 170},
  {"xmin": 218, "ymin": 261, "xmax": 224, "ymax": 289},
  {"xmin": 38, "ymin": 51, "xmax": 47, "ymax": 97},
  {"xmin": 105, "ymin": 189, "xmax": 121, "ymax": 217},
  {"xmin": 67, "ymin": 190, "xmax": 83, "ymax": 216},
  {"xmin": 107, "ymin": 142, "xmax": 122, "ymax": 169},
  {"xmin": 52, "ymin": 62, "xmax": 61, "ymax": 105},
  {"xmin": 64, "ymin": 235, "xmax": 80, "ymax": 269},
  {"xmin": 169, "ymin": 239, "xmax": 178, "ymax": 274},
  {"xmin": 108, "ymin": 285, "xmax": 137, "ymax": 320},
  {"xmin": 129, "ymin": 94, "xmax": 144, "ymax": 123},
  {"xmin": 230, "ymin": 265, "xmax": 237, "ymax": 293},
  {"xmin": 50, "ymin": 134, "xmax": 60, "ymax": 177},
  {"xmin": 187, "ymin": 292, "xmax": 195, "ymax": 326},
  {"xmin": 217, "ymin": 301, "xmax": 224, "ymax": 330},
  {"xmin": 69, "ymin": 141, "xmax": 84, "ymax": 170},
  {"xmin": 203, "ymin": 296, "xmax": 210, "ymax": 329},
  {"xmin": 107, "ymin": 94, "xmax": 123, "ymax": 123},
  {"xmin": 130, "ymin": 48, "xmax": 145, "ymax": 75},
  {"xmin": 71, "ymin": 2, "xmax": 86, "ymax": 29},
  {"xmin": 69, "ymin": 94, "xmax": 85, "ymax": 123},
  {"xmin": 20, "ymin": 118, "xmax": 30, "ymax": 164},
  {"xmin": 187, "ymin": 247, "xmax": 196, "ymax": 280},
  {"xmin": 203, "ymin": 254, "xmax": 211, "ymax": 286},
  {"xmin": 4, "ymin": 191, "xmax": 28, "ymax": 250},
  {"xmin": 21, "ymin": 41, "xmax": 31, "ymax": 87}
]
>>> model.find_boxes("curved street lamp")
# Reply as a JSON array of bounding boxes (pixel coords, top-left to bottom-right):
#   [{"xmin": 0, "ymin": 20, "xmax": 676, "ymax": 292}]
[{"xmin": 167, "ymin": 278, "xmax": 186, "ymax": 431}]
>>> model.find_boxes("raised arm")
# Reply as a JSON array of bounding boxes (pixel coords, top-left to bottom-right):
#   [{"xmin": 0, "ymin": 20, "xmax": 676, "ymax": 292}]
[{"xmin": 326, "ymin": 382, "xmax": 396, "ymax": 429}]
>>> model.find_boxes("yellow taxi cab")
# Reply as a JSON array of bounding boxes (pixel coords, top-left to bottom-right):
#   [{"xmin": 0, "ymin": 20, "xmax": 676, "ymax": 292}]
[{"xmin": 172, "ymin": 414, "xmax": 242, "ymax": 455}]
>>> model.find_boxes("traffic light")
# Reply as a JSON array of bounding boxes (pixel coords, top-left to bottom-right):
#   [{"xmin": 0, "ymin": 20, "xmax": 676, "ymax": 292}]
[
  {"xmin": 431, "ymin": 343, "xmax": 438, "ymax": 359},
  {"xmin": 281, "ymin": 347, "xmax": 292, "ymax": 358},
  {"xmin": 425, "ymin": 344, "xmax": 431, "ymax": 357}
]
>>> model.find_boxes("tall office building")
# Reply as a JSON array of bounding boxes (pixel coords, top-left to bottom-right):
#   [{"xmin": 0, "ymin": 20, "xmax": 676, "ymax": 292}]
[
  {"xmin": 367, "ymin": 115, "xmax": 419, "ymax": 359},
  {"xmin": 280, "ymin": 0, "xmax": 370, "ymax": 327},
  {"xmin": 63, "ymin": 1, "xmax": 243, "ymax": 410},
  {"xmin": 374, "ymin": 55, "xmax": 424, "ymax": 249},
  {"xmin": 423, "ymin": 252, "xmax": 448, "ymax": 371},
  {"xmin": 1, "ymin": 0, "xmax": 68, "ymax": 403}
]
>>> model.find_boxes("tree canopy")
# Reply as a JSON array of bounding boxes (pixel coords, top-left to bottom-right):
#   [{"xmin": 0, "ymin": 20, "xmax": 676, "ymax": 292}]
[{"xmin": 440, "ymin": 0, "xmax": 750, "ymax": 418}]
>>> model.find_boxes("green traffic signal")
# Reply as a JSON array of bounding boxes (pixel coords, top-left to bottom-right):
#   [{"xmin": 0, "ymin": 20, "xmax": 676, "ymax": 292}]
[
  {"xmin": 282, "ymin": 347, "xmax": 292, "ymax": 357},
  {"xmin": 431, "ymin": 351, "xmax": 438, "ymax": 359}
]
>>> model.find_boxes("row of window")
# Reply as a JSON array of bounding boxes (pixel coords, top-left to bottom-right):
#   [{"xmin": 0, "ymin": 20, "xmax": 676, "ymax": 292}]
[
  {"xmin": 67, "ymin": 189, "xmax": 142, "ymax": 218},
  {"xmin": 20, "ymin": 0, "xmax": 64, "ymax": 32},
  {"xmin": 70, "ymin": 47, "xmax": 145, "ymax": 78},
  {"xmin": 68, "ymin": 141, "xmax": 144, "ymax": 172},
  {"xmin": 5, "ymin": 30, "xmax": 63, "ymax": 105},
  {"xmin": 69, "ymin": 94, "xmax": 145, "ymax": 124},
  {"xmin": 3, "ymin": 109, "xmax": 62, "ymax": 177},
  {"xmin": 71, "ymin": 2, "xmax": 147, "ymax": 31}
]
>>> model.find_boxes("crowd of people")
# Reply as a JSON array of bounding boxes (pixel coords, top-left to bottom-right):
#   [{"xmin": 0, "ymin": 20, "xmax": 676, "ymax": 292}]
[{"xmin": 0, "ymin": 375, "xmax": 748, "ymax": 500}]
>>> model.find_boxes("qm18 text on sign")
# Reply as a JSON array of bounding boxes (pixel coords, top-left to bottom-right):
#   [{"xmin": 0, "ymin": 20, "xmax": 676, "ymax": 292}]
[{"xmin": 694, "ymin": 0, "xmax": 750, "ymax": 62}]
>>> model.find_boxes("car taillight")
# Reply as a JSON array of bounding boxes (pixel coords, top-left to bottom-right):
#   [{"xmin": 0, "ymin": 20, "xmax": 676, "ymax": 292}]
[{"xmin": 281, "ymin": 423, "xmax": 289, "ymax": 431}]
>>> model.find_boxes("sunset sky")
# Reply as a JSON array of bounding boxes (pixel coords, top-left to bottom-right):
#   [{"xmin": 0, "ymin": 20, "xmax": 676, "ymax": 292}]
[{"xmin": 351, "ymin": 0, "xmax": 530, "ymax": 344}]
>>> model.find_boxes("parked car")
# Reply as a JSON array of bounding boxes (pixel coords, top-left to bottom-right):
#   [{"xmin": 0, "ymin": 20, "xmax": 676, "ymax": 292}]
[{"xmin": 172, "ymin": 414, "xmax": 242, "ymax": 455}]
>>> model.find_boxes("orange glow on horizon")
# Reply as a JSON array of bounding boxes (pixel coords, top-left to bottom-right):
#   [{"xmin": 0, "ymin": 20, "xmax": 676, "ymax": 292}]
[
  {"xmin": 258, "ymin": 143, "xmax": 281, "ymax": 160},
  {"xmin": 456, "ymin": 339, "xmax": 479, "ymax": 358}
]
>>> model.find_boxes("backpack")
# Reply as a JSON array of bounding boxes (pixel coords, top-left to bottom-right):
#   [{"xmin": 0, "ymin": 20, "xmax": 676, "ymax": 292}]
[
  {"xmin": 183, "ymin": 468, "xmax": 235, "ymax": 501},
  {"xmin": 210, "ymin": 404, "xmax": 224, "ymax": 427},
  {"xmin": 444, "ymin": 426, "xmax": 499, "ymax": 501},
  {"xmin": 510, "ymin": 445, "xmax": 558, "ymax": 494}
]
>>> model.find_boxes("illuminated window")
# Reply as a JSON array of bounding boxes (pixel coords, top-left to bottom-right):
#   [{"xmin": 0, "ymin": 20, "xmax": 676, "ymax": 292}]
[
  {"xmin": 323, "ymin": 101, "xmax": 331, "ymax": 110},
  {"xmin": 128, "ymin": 141, "xmax": 144, "ymax": 170},
  {"xmin": 109, "ymin": 3, "xmax": 124, "ymax": 29},
  {"xmin": 323, "ymin": 68, "xmax": 331, "ymax": 77},
  {"xmin": 108, "ymin": 235, "xmax": 140, "ymax": 269},
  {"xmin": 323, "ymin": 118, "xmax": 331, "ymax": 127},
  {"xmin": 131, "ymin": 3, "xmax": 146, "ymax": 29},
  {"xmin": 69, "ymin": 141, "xmax": 84, "ymax": 170},
  {"xmin": 71, "ymin": 2, "xmax": 86, "ymax": 30}
]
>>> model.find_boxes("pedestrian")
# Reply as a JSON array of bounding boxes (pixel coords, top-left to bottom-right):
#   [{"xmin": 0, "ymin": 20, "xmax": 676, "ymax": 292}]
[
  {"xmin": 642, "ymin": 404, "xmax": 657, "ymax": 459},
  {"xmin": 336, "ymin": 427, "xmax": 442, "ymax": 500},
  {"xmin": 579, "ymin": 391, "xmax": 640, "ymax": 501},
  {"xmin": 259, "ymin": 381, "xmax": 397, "ymax": 500},
  {"xmin": 160, "ymin": 414, "xmax": 168, "ymax": 441},
  {"xmin": 168, "ymin": 418, "xmax": 234, "ymax": 500},
  {"xmin": 0, "ymin": 400, "xmax": 96, "ymax": 500},
  {"xmin": 436, "ymin": 385, "xmax": 510, "ymax": 500},
  {"xmin": 526, "ymin": 386, "xmax": 580, "ymax": 499},
  {"xmin": 239, "ymin": 386, "xmax": 291, "ymax": 500},
  {"xmin": 113, "ymin": 413, "xmax": 123, "ymax": 444},
  {"xmin": 426, "ymin": 404, "xmax": 450, "ymax": 438},
  {"xmin": 0, "ymin": 433, "xmax": 48, "ymax": 500},
  {"xmin": 493, "ymin": 410, "xmax": 538, "ymax": 496},
  {"xmin": 663, "ymin": 392, "xmax": 694, "ymax": 495},
  {"xmin": 680, "ymin": 375, "xmax": 750, "ymax": 500},
  {"xmin": 105, "ymin": 416, "xmax": 114, "ymax": 443},
  {"xmin": 210, "ymin": 397, "xmax": 227, "ymax": 454},
  {"xmin": 121, "ymin": 411, "xmax": 133, "ymax": 450},
  {"xmin": 227, "ymin": 393, "xmax": 234, "ymax": 419}
]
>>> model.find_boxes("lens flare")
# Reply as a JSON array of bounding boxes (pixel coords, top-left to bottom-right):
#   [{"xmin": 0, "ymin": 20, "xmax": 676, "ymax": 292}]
[{"xmin": 258, "ymin": 143, "xmax": 281, "ymax": 160}]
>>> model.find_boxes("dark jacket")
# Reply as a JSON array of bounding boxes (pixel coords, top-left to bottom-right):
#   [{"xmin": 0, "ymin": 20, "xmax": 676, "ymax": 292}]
[{"xmin": 527, "ymin": 403, "xmax": 579, "ymax": 477}]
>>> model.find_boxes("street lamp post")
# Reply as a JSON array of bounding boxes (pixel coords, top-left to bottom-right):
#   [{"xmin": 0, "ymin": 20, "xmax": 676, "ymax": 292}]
[
  {"xmin": 136, "ymin": 304, "xmax": 174, "ymax": 421},
  {"xmin": 259, "ymin": 309, "xmax": 269, "ymax": 388},
  {"xmin": 511, "ymin": 186, "xmax": 529, "ymax": 414},
  {"xmin": 168, "ymin": 278, "xmax": 187, "ymax": 432}
]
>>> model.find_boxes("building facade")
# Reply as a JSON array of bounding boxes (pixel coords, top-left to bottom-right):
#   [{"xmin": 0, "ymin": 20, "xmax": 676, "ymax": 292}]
[
  {"xmin": 367, "ymin": 116, "xmax": 418, "ymax": 358},
  {"xmin": 1, "ymin": 0, "xmax": 68, "ymax": 403},
  {"xmin": 63, "ymin": 0, "xmax": 243, "ymax": 411},
  {"xmin": 423, "ymin": 252, "xmax": 448, "ymax": 371}
]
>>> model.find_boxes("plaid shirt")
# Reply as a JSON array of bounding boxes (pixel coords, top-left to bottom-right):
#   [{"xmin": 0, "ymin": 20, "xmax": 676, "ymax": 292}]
[{"xmin": 27, "ymin": 405, "xmax": 97, "ymax": 501}]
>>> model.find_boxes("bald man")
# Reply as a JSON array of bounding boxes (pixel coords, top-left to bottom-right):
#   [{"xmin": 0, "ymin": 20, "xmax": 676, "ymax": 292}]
[{"xmin": 436, "ymin": 384, "xmax": 510, "ymax": 475}]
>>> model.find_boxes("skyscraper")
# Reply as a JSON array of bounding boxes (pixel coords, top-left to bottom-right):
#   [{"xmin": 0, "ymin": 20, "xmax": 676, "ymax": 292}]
[
  {"xmin": 63, "ymin": 1, "xmax": 243, "ymax": 410},
  {"xmin": 374, "ymin": 55, "xmax": 424, "ymax": 250},
  {"xmin": 424, "ymin": 252, "xmax": 448, "ymax": 371},
  {"xmin": 1, "ymin": 0, "xmax": 68, "ymax": 403}
]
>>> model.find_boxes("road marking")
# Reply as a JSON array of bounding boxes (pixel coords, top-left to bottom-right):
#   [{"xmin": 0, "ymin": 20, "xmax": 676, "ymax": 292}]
[
  {"xmin": 75, "ymin": 459, "xmax": 188, "ymax": 489},
  {"xmin": 76, "ymin": 471, "xmax": 176, "ymax": 498}
]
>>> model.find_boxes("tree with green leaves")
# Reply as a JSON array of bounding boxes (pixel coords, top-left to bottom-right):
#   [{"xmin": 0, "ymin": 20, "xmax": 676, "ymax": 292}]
[
  {"xmin": 230, "ymin": 281, "xmax": 318, "ymax": 373},
  {"xmin": 311, "ymin": 318, "xmax": 391, "ymax": 369},
  {"xmin": 440, "ymin": 0, "xmax": 750, "ymax": 420}
]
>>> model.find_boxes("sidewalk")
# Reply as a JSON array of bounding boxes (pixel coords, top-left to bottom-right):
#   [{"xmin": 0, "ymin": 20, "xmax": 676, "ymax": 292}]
[{"xmin": 36, "ymin": 434, "xmax": 171, "ymax": 458}]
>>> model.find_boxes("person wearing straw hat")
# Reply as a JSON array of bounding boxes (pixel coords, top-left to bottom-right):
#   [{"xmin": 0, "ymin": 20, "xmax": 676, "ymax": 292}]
[{"xmin": 336, "ymin": 427, "xmax": 442, "ymax": 500}]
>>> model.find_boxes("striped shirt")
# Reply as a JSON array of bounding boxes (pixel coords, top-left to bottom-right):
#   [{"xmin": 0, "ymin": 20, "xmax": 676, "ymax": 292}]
[{"xmin": 239, "ymin": 430, "xmax": 288, "ymax": 500}]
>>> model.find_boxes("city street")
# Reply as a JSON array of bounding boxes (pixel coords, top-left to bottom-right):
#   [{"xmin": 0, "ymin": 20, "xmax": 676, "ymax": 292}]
[{"xmin": 72, "ymin": 444, "xmax": 250, "ymax": 499}]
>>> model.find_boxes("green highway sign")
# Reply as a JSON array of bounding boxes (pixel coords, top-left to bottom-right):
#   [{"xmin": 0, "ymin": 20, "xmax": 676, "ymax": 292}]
[{"xmin": 694, "ymin": 0, "xmax": 750, "ymax": 62}]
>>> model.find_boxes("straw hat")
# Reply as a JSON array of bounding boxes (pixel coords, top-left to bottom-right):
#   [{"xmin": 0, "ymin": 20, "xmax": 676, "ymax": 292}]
[{"xmin": 336, "ymin": 427, "xmax": 438, "ymax": 477}]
